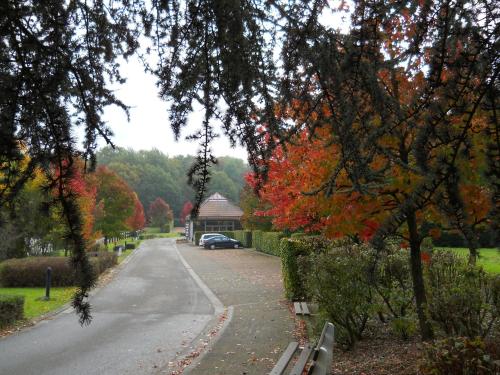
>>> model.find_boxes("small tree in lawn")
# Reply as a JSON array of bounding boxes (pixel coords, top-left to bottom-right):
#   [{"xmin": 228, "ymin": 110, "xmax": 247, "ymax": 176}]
[
  {"xmin": 126, "ymin": 193, "xmax": 146, "ymax": 232},
  {"xmin": 94, "ymin": 166, "xmax": 135, "ymax": 244},
  {"xmin": 148, "ymin": 198, "xmax": 174, "ymax": 232}
]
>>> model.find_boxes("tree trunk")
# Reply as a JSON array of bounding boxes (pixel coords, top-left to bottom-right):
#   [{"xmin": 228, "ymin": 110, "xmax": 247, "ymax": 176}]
[
  {"xmin": 468, "ymin": 246, "xmax": 478, "ymax": 265},
  {"xmin": 407, "ymin": 212, "xmax": 434, "ymax": 341}
]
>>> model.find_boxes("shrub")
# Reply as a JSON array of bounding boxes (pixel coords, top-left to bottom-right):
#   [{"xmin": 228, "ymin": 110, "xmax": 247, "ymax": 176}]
[
  {"xmin": 419, "ymin": 337, "xmax": 500, "ymax": 375},
  {"xmin": 232, "ymin": 230, "xmax": 252, "ymax": 247},
  {"xmin": 125, "ymin": 243, "xmax": 136, "ymax": 250},
  {"xmin": 252, "ymin": 230, "xmax": 263, "ymax": 251},
  {"xmin": 390, "ymin": 317, "xmax": 417, "ymax": 340},
  {"xmin": 91, "ymin": 252, "xmax": 117, "ymax": 274},
  {"xmin": 0, "ymin": 295, "xmax": 24, "ymax": 327},
  {"xmin": 280, "ymin": 236, "xmax": 331, "ymax": 300},
  {"xmin": 306, "ymin": 242, "xmax": 374, "ymax": 349},
  {"xmin": 160, "ymin": 223, "xmax": 171, "ymax": 233},
  {"xmin": 0, "ymin": 257, "xmax": 78, "ymax": 287},
  {"xmin": 371, "ymin": 244, "xmax": 415, "ymax": 334},
  {"xmin": 425, "ymin": 251, "xmax": 500, "ymax": 338},
  {"xmin": 257, "ymin": 232, "xmax": 287, "ymax": 256},
  {"xmin": 290, "ymin": 232, "xmax": 307, "ymax": 238},
  {"xmin": 139, "ymin": 234, "xmax": 157, "ymax": 240},
  {"xmin": 0, "ymin": 254, "xmax": 117, "ymax": 287}
]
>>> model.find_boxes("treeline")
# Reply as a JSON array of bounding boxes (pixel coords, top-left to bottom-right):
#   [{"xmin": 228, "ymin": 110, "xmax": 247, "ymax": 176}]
[
  {"xmin": 0, "ymin": 158, "xmax": 146, "ymax": 261},
  {"xmin": 96, "ymin": 147, "xmax": 248, "ymax": 221}
]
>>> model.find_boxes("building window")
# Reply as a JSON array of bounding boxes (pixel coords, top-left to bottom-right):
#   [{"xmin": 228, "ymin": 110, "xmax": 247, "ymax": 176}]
[{"xmin": 204, "ymin": 220, "xmax": 235, "ymax": 232}]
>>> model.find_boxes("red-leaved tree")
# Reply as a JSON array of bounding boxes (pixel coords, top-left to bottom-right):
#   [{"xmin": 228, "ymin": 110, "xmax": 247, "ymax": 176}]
[{"xmin": 180, "ymin": 201, "xmax": 193, "ymax": 225}]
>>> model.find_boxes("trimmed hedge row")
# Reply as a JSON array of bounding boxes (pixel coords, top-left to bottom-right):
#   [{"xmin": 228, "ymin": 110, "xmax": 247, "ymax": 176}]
[
  {"xmin": 193, "ymin": 231, "xmax": 235, "ymax": 246},
  {"xmin": 0, "ymin": 253, "xmax": 117, "ymax": 287},
  {"xmin": 253, "ymin": 231, "xmax": 288, "ymax": 256},
  {"xmin": 280, "ymin": 236, "xmax": 332, "ymax": 300},
  {"xmin": 139, "ymin": 234, "xmax": 158, "ymax": 240},
  {"xmin": 0, "ymin": 295, "xmax": 24, "ymax": 327},
  {"xmin": 232, "ymin": 230, "xmax": 252, "ymax": 247}
]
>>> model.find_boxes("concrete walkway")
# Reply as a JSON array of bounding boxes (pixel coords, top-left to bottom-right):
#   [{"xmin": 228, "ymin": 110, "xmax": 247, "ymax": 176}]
[
  {"xmin": 0, "ymin": 238, "xmax": 216, "ymax": 375},
  {"xmin": 177, "ymin": 242, "xmax": 296, "ymax": 375}
]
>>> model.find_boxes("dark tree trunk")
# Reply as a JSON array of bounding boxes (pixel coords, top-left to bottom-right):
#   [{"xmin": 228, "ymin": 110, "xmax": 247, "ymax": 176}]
[
  {"xmin": 468, "ymin": 246, "xmax": 478, "ymax": 265},
  {"xmin": 407, "ymin": 212, "xmax": 434, "ymax": 341}
]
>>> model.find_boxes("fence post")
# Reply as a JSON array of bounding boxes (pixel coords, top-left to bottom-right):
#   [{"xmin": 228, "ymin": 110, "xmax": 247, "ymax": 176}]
[{"xmin": 44, "ymin": 267, "xmax": 52, "ymax": 300}]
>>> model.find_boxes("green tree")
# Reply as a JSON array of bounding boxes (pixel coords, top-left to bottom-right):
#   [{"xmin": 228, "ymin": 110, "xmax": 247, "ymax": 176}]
[{"xmin": 94, "ymin": 166, "xmax": 135, "ymax": 244}]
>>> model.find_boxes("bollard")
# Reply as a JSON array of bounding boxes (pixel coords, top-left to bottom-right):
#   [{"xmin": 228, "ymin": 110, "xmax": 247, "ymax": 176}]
[{"xmin": 45, "ymin": 266, "xmax": 52, "ymax": 300}]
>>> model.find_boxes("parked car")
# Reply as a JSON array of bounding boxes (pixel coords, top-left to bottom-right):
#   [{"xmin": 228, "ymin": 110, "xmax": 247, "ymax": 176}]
[
  {"xmin": 199, "ymin": 233, "xmax": 221, "ymax": 247},
  {"xmin": 204, "ymin": 235, "xmax": 243, "ymax": 250}
]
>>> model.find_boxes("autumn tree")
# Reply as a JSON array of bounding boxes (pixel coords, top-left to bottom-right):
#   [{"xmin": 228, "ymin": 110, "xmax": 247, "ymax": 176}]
[
  {"xmin": 148, "ymin": 198, "xmax": 174, "ymax": 232},
  {"xmin": 239, "ymin": 183, "xmax": 273, "ymax": 231},
  {"xmin": 94, "ymin": 166, "xmax": 135, "ymax": 244},
  {"xmin": 126, "ymin": 193, "xmax": 146, "ymax": 231},
  {"xmin": 2, "ymin": 1, "xmax": 497, "ymax": 328},
  {"xmin": 180, "ymin": 201, "xmax": 193, "ymax": 225}
]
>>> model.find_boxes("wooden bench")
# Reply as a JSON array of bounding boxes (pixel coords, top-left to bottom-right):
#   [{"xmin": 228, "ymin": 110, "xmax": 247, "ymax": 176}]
[
  {"xmin": 294, "ymin": 301, "xmax": 311, "ymax": 316},
  {"xmin": 270, "ymin": 322, "xmax": 334, "ymax": 375}
]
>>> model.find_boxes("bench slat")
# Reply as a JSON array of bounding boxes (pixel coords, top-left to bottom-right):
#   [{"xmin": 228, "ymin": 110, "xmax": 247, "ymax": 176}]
[
  {"xmin": 270, "ymin": 341, "xmax": 299, "ymax": 375},
  {"xmin": 294, "ymin": 302, "xmax": 303, "ymax": 315},
  {"xmin": 310, "ymin": 323, "xmax": 334, "ymax": 375},
  {"xmin": 289, "ymin": 344, "xmax": 314, "ymax": 375},
  {"xmin": 300, "ymin": 302, "xmax": 311, "ymax": 315}
]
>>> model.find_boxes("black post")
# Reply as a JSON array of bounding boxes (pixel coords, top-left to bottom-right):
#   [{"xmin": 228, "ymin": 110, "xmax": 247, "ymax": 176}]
[{"xmin": 45, "ymin": 267, "xmax": 52, "ymax": 300}]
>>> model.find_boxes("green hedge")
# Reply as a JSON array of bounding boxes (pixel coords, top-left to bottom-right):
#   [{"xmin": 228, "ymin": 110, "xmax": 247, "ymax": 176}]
[
  {"xmin": 139, "ymin": 234, "xmax": 157, "ymax": 240},
  {"xmin": 0, "ymin": 253, "xmax": 117, "ymax": 287},
  {"xmin": 280, "ymin": 236, "xmax": 332, "ymax": 300},
  {"xmin": 252, "ymin": 231, "xmax": 288, "ymax": 256},
  {"xmin": 232, "ymin": 230, "xmax": 252, "ymax": 247},
  {"xmin": 194, "ymin": 231, "xmax": 235, "ymax": 246},
  {"xmin": 252, "ymin": 230, "xmax": 263, "ymax": 251},
  {"xmin": 0, "ymin": 295, "xmax": 24, "ymax": 327}
]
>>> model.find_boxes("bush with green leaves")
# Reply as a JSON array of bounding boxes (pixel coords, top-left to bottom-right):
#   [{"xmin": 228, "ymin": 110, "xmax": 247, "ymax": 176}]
[
  {"xmin": 280, "ymin": 236, "xmax": 331, "ymax": 300},
  {"xmin": 419, "ymin": 336, "xmax": 499, "ymax": 375},
  {"xmin": 0, "ymin": 254, "xmax": 116, "ymax": 287},
  {"xmin": 232, "ymin": 230, "xmax": 252, "ymax": 247},
  {"xmin": 306, "ymin": 241, "xmax": 374, "ymax": 349},
  {"xmin": 371, "ymin": 244, "xmax": 416, "ymax": 338},
  {"xmin": 0, "ymin": 295, "xmax": 24, "ymax": 327},
  {"xmin": 90, "ymin": 252, "xmax": 117, "ymax": 275},
  {"xmin": 425, "ymin": 251, "xmax": 500, "ymax": 338},
  {"xmin": 252, "ymin": 230, "xmax": 263, "ymax": 251},
  {"xmin": 257, "ymin": 232, "xmax": 287, "ymax": 256},
  {"xmin": 0, "ymin": 257, "xmax": 79, "ymax": 287}
]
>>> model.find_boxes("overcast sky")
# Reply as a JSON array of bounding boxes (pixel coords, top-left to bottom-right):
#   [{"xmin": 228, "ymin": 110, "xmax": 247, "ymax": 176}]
[
  {"xmin": 92, "ymin": 5, "xmax": 349, "ymax": 162},
  {"xmin": 98, "ymin": 57, "xmax": 249, "ymax": 161}
]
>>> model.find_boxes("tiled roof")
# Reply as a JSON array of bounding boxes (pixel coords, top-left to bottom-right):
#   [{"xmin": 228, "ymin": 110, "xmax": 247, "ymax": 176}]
[{"xmin": 198, "ymin": 192, "xmax": 243, "ymax": 219}]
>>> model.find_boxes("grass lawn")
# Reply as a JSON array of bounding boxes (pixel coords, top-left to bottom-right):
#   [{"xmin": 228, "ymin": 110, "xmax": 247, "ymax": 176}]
[
  {"xmin": 0, "ymin": 287, "xmax": 76, "ymax": 319},
  {"xmin": 436, "ymin": 247, "xmax": 500, "ymax": 274}
]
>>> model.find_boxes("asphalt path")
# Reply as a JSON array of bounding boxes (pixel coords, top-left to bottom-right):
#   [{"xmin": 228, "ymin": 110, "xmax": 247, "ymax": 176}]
[{"xmin": 0, "ymin": 238, "xmax": 216, "ymax": 375}]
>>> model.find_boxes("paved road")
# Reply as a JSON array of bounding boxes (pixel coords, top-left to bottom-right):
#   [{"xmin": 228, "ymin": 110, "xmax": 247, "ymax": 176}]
[{"xmin": 0, "ymin": 238, "xmax": 216, "ymax": 375}]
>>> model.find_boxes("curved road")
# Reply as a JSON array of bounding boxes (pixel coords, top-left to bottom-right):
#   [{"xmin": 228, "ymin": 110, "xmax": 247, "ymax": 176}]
[{"xmin": 0, "ymin": 238, "xmax": 216, "ymax": 375}]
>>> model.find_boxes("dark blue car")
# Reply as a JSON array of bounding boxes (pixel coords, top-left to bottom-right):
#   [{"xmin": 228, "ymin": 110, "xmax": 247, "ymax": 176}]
[{"xmin": 203, "ymin": 235, "xmax": 243, "ymax": 250}]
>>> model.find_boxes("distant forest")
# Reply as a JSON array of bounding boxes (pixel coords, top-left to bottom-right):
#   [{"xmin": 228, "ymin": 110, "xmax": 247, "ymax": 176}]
[{"xmin": 97, "ymin": 147, "xmax": 249, "ymax": 222}]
